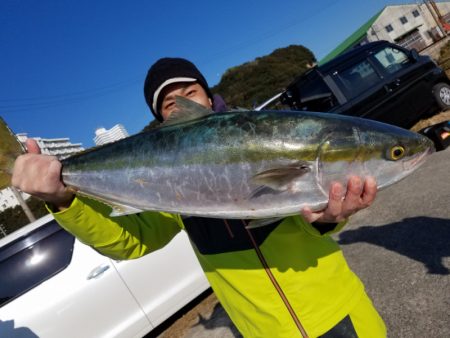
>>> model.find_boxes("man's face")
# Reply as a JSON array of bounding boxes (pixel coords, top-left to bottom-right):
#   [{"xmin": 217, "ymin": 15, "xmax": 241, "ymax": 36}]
[{"xmin": 160, "ymin": 82, "xmax": 212, "ymax": 121}]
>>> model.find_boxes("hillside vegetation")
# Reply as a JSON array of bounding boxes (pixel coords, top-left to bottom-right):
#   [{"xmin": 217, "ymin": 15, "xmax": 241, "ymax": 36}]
[
  {"xmin": 438, "ymin": 39, "xmax": 450, "ymax": 74},
  {"xmin": 212, "ymin": 45, "xmax": 316, "ymax": 108},
  {"xmin": 143, "ymin": 44, "xmax": 316, "ymax": 131}
]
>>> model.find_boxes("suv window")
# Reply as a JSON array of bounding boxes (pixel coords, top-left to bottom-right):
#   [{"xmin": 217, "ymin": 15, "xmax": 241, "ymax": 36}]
[
  {"xmin": 337, "ymin": 59, "xmax": 381, "ymax": 99},
  {"xmin": 0, "ymin": 220, "xmax": 75, "ymax": 307},
  {"xmin": 280, "ymin": 41, "xmax": 449, "ymax": 129},
  {"xmin": 373, "ymin": 47, "xmax": 411, "ymax": 74},
  {"xmin": 286, "ymin": 70, "xmax": 337, "ymax": 111}
]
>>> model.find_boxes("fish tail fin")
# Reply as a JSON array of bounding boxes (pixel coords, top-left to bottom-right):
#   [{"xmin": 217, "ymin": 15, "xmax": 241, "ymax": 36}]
[{"xmin": 0, "ymin": 117, "xmax": 25, "ymax": 189}]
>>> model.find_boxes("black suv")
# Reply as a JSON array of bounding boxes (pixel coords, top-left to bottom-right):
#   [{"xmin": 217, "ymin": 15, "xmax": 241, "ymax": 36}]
[{"xmin": 280, "ymin": 41, "xmax": 450, "ymax": 128}]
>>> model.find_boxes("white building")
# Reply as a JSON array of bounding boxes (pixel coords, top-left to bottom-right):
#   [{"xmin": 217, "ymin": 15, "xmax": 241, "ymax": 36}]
[
  {"xmin": 16, "ymin": 133, "xmax": 84, "ymax": 160},
  {"xmin": 369, "ymin": 2, "xmax": 450, "ymax": 50},
  {"xmin": 0, "ymin": 134, "xmax": 84, "ymax": 212},
  {"xmin": 321, "ymin": 1, "xmax": 450, "ymax": 64},
  {"xmin": 0, "ymin": 188, "xmax": 26, "ymax": 212},
  {"xmin": 94, "ymin": 124, "xmax": 129, "ymax": 146}
]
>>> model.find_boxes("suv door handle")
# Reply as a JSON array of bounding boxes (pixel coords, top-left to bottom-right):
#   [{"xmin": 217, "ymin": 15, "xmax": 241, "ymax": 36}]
[
  {"xmin": 87, "ymin": 264, "xmax": 110, "ymax": 280},
  {"xmin": 384, "ymin": 79, "xmax": 401, "ymax": 92}
]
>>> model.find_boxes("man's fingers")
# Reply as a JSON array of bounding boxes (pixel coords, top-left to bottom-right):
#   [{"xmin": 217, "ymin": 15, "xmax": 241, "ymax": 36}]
[
  {"xmin": 342, "ymin": 176, "xmax": 377, "ymax": 214},
  {"xmin": 361, "ymin": 177, "xmax": 377, "ymax": 206},
  {"xmin": 342, "ymin": 176, "xmax": 364, "ymax": 207},
  {"xmin": 47, "ymin": 159, "xmax": 65, "ymax": 188},
  {"xmin": 301, "ymin": 207, "xmax": 322, "ymax": 223},
  {"xmin": 26, "ymin": 139, "xmax": 41, "ymax": 154},
  {"xmin": 325, "ymin": 182, "xmax": 344, "ymax": 218},
  {"xmin": 301, "ymin": 177, "xmax": 377, "ymax": 224}
]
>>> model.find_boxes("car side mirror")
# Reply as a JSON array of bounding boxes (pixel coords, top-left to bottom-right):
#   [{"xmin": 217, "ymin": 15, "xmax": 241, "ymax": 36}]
[
  {"xmin": 280, "ymin": 90, "xmax": 296, "ymax": 108},
  {"xmin": 410, "ymin": 49, "xmax": 419, "ymax": 62}
]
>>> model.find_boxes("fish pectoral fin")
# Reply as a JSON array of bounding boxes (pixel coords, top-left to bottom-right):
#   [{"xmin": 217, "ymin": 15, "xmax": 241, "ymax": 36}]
[
  {"xmin": 246, "ymin": 217, "xmax": 284, "ymax": 229},
  {"xmin": 250, "ymin": 161, "xmax": 311, "ymax": 194},
  {"xmin": 161, "ymin": 96, "xmax": 214, "ymax": 126},
  {"xmin": 109, "ymin": 203, "xmax": 144, "ymax": 217}
]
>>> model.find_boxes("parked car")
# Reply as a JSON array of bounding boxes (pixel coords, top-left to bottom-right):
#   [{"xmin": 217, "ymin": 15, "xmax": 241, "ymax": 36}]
[
  {"xmin": 0, "ymin": 214, "xmax": 210, "ymax": 338},
  {"xmin": 277, "ymin": 41, "xmax": 450, "ymax": 129}
]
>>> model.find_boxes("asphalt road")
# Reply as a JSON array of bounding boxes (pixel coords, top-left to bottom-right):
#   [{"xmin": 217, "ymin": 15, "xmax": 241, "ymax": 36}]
[
  {"xmin": 338, "ymin": 146, "xmax": 450, "ymax": 337},
  {"xmin": 155, "ymin": 147, "xmax": 450, "ymax": 338}
]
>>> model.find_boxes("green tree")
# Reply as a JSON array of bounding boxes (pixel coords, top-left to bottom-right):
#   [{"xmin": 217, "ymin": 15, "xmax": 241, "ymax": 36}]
[
  {"xmin": 212, "ymin": 45, "xmax": 316, "ymax": 108},
  {"xmin": 438, "ymin": 40, "xmax": 450, "ymax": 72}
]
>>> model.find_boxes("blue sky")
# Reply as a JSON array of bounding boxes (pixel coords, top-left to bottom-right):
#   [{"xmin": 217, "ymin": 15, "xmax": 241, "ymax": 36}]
[{"xmin": 1, "ymin": 0, "xmax": 414, "ymax": 148}]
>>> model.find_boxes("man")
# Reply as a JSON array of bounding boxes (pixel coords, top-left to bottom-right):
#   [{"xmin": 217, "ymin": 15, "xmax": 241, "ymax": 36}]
[{"xmin": 12, "ymin": 58, "xmax": 386, "ymax": 337}]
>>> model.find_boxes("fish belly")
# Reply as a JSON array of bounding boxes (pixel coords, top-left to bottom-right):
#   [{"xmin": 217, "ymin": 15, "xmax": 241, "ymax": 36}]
[{"xmin": 63, "ymin": 160, "xmax": 328, "ymax": 219}]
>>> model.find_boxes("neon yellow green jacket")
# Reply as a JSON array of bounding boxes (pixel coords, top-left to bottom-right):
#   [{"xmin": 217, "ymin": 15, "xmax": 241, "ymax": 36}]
[{"xmin": 52, "ymin": 196, "xmax": 364, "ymax": 337}]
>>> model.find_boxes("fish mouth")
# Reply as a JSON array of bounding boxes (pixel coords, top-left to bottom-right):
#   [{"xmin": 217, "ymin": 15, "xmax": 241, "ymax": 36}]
[
  {"xmin": 402, "ymin": 147, "xmax": 433, "ymax": 171},
  {"xmin": 377, "ymin": 147, "xmax": 432, "ymax": 191}
]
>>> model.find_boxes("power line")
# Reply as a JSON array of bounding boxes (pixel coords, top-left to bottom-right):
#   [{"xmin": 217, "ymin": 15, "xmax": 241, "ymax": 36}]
[
  {"xmin": 198, "ymin": 0, "xmax": 342, "ymax": 66},
  {"xmin": 0, "ymin": 78, "xmax": 141, "ymax": 112},
  {"xmin": 1, "ymin": 0, "xmax": 344, "ymax": 113}
]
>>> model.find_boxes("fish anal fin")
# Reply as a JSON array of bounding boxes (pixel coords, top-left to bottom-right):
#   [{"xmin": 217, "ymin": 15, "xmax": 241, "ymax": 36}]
[
  {"xmin": 109, "ymin": 203, "xmax": 144, "ymax": 217},
  {"xmin": 74, "ymin": 190, "xmax": 143, "ymax": 217},
  {"xmin": 246, "ymin": 217, "xmax": 284, "ymax": 229}
]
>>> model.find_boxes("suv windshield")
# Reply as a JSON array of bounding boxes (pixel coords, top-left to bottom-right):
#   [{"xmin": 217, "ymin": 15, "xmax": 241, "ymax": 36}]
[{"xmin": 284, "ymin": 70, "xmax": 337, "ymax": 111}]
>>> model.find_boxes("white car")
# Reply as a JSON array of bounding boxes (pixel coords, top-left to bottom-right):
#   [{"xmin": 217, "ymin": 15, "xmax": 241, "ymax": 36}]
[{"xmin": 0, "ymin": 214, "xmax": 210, "ymax": 338}]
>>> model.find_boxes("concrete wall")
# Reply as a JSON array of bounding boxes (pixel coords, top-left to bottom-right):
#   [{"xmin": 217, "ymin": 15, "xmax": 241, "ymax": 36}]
[{"xmin": 419, "ymin": 35, "xmax": 450, "ymax": 61}]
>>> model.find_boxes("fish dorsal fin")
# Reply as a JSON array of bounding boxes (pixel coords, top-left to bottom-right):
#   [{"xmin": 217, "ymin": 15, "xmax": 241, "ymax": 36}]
[
  {"xmin": 161, "ymin": 96, "xmax": 214, "ymax": 127},
  {"xmin": 230, "ymin": 106, "xmax": 250, "ymax": 112}
]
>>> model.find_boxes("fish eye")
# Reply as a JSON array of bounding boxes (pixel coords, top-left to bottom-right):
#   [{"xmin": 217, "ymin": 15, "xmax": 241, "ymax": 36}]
[{"xmin": 389, "ymin": 145, "xmax": 405, "ymax": 160}]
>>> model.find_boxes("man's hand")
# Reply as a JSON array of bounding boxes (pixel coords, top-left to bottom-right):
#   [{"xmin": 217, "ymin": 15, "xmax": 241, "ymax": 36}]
[
  {"xmin": 302, "ymin": 176, "xmax": 377, "ymax": 224},
  {"xmin": 12, "ymin": 139, "xmax": 74, "ymax": 210}
]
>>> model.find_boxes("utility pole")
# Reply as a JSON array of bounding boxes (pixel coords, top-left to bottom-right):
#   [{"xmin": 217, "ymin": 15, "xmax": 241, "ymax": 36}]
[
  {"xmin": 11, "ymin": 187, "xmax": 36, "ymax": 223},
  {"xmin": 424, "ymin": 0, "xmax": 447, "ymax": 37}
]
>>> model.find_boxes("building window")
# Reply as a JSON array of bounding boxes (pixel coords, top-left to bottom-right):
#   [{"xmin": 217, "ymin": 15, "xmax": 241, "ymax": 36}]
[
  {"xmin": 400, "ymin": 16, "xmax": 408, "ymax": 24},
  {"xmin": 385, "ymin": 24, "xmax": 394, "ymax": 33},
  {"xmin": 412, "ymin": 9, "xmax": 420, "ymax": 18}
]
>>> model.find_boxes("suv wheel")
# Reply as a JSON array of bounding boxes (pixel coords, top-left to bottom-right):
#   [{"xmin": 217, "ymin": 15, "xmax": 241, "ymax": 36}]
[{"xmin": 433, "ymin": 83, "xmax": 450, "ymax": 110}]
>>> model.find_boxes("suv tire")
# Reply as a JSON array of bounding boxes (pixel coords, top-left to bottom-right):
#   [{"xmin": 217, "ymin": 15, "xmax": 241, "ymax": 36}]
[{"xmin": 433, "ymin": 82, "xmax": 450, "ymax": 110}]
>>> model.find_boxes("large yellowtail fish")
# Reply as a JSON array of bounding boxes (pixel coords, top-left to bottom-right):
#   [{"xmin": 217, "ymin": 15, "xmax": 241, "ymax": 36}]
[{"xmin": 0, "ymin": 97, "xmax": 434, "ymax": 220}]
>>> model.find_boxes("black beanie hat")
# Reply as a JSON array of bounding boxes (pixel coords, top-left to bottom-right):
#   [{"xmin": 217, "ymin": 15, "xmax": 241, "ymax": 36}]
[{"xmin": 143, "ymin": 57, "xmax": 213, "ymax": 121}]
